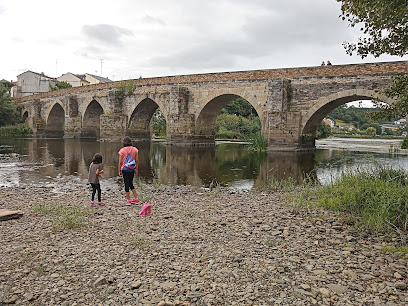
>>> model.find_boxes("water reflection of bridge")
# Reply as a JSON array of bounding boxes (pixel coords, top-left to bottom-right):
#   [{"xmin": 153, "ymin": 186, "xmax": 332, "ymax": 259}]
[{"xmin": 16, "ymin": 139, "xmax": 319, "ymax": 189}]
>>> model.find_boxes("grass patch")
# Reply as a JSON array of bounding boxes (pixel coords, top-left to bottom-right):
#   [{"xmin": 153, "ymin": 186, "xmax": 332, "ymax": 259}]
[
  {"xmin": 128, "ymin": 235, "xmax": 152, "ymax": 249},
  {"xmin": 381, "ymin": 245, "xmax": 408, "ymax": 258},
  {"xmin": 264, "ymin": 176, "xmax": 296, "ymax": 193},
  {"xmin": 183, "ymin": 209, "xmax": 201, "ymax": 217},
  {"xmin": 312, "ymin": 167, "xmax": 408, "ymax": 238},
  {"xmin": 247, "ymin": 132, "xmax": 267, "ymax": 152},
  {"xmin": 32, "ymin": 203, "xmax": 92, "ymax": 231}
]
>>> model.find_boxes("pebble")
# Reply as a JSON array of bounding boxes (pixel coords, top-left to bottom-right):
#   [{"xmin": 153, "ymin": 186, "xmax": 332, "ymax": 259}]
[{"xmin": 0, "ymin": 185, "xmax": 407, "ymax": 305}]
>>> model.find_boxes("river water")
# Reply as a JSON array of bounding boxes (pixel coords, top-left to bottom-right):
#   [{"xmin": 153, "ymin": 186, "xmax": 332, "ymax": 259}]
[{"xmin": 0, "ymin": 137, "xmax": 407, "ymax": 192}]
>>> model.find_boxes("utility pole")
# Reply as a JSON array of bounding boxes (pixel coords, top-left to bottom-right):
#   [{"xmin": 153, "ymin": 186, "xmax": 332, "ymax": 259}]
[{"xmin": 100, "ymin": 59, "xmax": 104, "ymax": 76}]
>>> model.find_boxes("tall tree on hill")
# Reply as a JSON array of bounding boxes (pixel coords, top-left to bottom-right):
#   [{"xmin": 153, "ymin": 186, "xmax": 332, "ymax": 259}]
[
  {"xmin": 337, "ymin": 0, "xmax": 408, "ymax": 120},
  {"xmin": 0, "ymin": 84, "xmax": 21, "ymax": 126}
]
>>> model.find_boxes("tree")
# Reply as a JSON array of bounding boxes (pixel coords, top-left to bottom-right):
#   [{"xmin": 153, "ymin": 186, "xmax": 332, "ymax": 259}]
[
  {"xmin": 370, "ymin": 75, "xmax": 408, "ymax": 120},
  {"xmin": 0, "ymin": 84, "xmax": 21, "ymax": 126},
  {"xmin": 337, "ymin": 0, "xmax": 408, "ymax": 120},
  {"xmin": 221, "ymin": 97, "xmax": 256, "ymax": 118},
  {"xmin": 50, "ymin": 81, "xmax": 72, "ymax": 91},
  {"xmin": 316, "ymin": 121, "xmax": 332, "ymax": 139},
  {"xmin": 337, "ymin": 0, "xmax": 408, "ymax": 58},
  {"xmin": 365, "ymin": 126, "xmax": 377, "ymax": 136}
]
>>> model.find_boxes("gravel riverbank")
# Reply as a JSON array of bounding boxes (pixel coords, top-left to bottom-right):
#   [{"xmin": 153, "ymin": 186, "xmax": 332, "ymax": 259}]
[{"xmin": 1, "ymin": 185, "xmax": 407, "ymax": 305}]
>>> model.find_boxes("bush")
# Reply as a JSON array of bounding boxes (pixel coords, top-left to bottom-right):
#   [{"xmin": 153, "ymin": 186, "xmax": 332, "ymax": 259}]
[
  {"xmin": 0, "ymin": 124, "xmax": 32, "ymax": 137},
  {"xmin": 401, "ymin": 136, "xmax": 408, "ymax": 149}
]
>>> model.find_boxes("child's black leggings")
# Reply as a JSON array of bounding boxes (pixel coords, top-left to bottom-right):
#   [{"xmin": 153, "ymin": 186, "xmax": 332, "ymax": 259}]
[
  {"xmin": 91, "ymin": 183, "xmax": 101, "ymax": 202},
  {"xmin": 122, "ymin": 170, "xmax": 135, "ymax": 192}
]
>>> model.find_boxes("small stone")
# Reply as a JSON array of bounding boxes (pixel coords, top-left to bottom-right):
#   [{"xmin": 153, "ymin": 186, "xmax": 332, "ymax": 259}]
[
  {"xmin": 394, "ymin": 272, "xmax": 403, "ymax": 279},
  {"xmin": 300, "ymin": 284, "xmax": 311, "ymax": 291},
  {"xmin": 395, "ymin": 282, "xmax": 407, "ymax": 290},
  {"xmin": 93, "ymin": 276, "xmax": 107, "ymax": 287},
  {"xmin": 327, "ymin": 284, "xmax": 348, "ymax": 295},
  {"xmin": 131, "ymin": 280, "xmax": 142, "ymax": 289},
  {"xmin": 319, "ymin": 288, "xmax": 331, "ymax": 298}
]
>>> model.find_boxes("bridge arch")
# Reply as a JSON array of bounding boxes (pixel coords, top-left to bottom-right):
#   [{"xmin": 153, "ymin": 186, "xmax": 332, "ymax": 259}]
[
  {"xmin": 45, "ymin": 102, "xmax": 65, "ymax": 137},
  {"xmin": 195, "ymin": 93, "xmax": 261, "ymax": 139},
  {"xmin": 82, "ymin": 99, "xmax": 104, "ymax": 138},
  {"xmin": 300, "ymin": 89, "xmax": 392, "ymax": 146},
  {"xmin": 128, "ymin": 98, "xmax": 167, "ymax": 140}
]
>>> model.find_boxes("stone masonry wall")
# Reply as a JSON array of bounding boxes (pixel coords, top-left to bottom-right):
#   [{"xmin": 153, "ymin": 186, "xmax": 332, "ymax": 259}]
[{"xmin": 15, "ymin": 61, "xmax": 408, "ymax": 103}]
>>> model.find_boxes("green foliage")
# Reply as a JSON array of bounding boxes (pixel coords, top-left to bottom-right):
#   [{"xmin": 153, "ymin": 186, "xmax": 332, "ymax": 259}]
[
  {"xmin": 337, "ymin": 0, "xmax": 408, "ymax": 58},
  {"xmin": 316, "ymin": 167, "xmax": 408, "ymax": 235},
  {"xmin": 316, "ymin": 121, "xmax": 332, "ymax": 139},
  {"xmin": 369, "ymin": 75, "xmax": 408, "ymax": 120},
  {"xmin": 338, "ymin": 1, "xmax": 408, "ymax": 121},
  {"xmin": 49, "ymin": 81, "xmax": 72, "ymax": 91},
  {"xmin": 364, "ymin": 126, "xmax": 377, "ymax": 136},
  {"xmin": 220, "ymin": 97, "xmax": 257, "ymax": 117},
  {"xmin": 247, "ymin": 131, "xmax": 266, "ymax": 152},
  {"xmin": 401, "ymin": 136, "xmax": 408, "ymax": 149},
  {"xmin": 216, "ymin": 114, "xmax": 261, "ymax": 139},
  {"xmin": 0, "ymin": 84, "xmax": 21, "ymax": 127},
  {"xmin": 216, "ymin": 98, "xmax": 261, "ymax": 140},
  {"xmin": 328, "ymin": 105, "xmax": 389, "ymax": 129},
  {"xmin": 0, "ymin": 124, "xmax": 32, "ymax": 137},
  {"xmin": 151, "ymin": 108, "xmax": 166, "ymax": 136},
  {"xmin": 115, "ymin": 80, "xmax": 136, "ymax": 102}
]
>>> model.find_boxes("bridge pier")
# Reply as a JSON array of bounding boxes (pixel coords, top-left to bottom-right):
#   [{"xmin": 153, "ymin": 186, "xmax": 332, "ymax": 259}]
[{"xmin": 99, "ymin": 114, "xmax": 127, "ymax": 141}]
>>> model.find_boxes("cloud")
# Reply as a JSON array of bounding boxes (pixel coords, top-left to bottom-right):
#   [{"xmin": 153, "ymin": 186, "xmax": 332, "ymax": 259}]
[
  {"xmin": 81, "ymin": 24, "xmax": 133, "ymax": 46},
  {"xmin": 142, "ymin": 14, "xmax": 166, "ymax": 26}
]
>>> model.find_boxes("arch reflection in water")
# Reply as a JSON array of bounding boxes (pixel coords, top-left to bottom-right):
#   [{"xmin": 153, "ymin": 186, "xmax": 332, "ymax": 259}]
[{"xmin": 0, "ymin": 138, "xmax": 320, "ymax": 189}]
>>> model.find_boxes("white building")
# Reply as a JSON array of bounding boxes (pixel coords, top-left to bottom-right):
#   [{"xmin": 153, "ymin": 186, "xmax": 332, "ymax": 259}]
[
  {"xmin": 57, "ymin": 72, "xmax": 111, "ymax": 87},
  {"xmin": 57, "ymin": 73, "xmax": 89, "ymax": 87},
  {"xmin": 14, "ymin": 71, "xmax": 56, "ymax": 97},
  {"xmin": 84, "ymin": 73, "xmax": 111, "ymax": 85}
]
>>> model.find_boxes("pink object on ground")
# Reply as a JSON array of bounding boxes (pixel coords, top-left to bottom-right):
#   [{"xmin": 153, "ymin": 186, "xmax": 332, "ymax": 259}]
[{"xmin": 139, "ymin": 202, "xmax": 152, "ymax": 216}]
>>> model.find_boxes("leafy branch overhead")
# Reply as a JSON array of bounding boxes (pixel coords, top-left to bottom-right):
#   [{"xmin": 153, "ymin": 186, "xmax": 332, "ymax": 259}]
[
  {"xmin": 337, "ymin": 0, "xmax": 408, "ymax": 58},
  {"xmin": 337, "ymin": 0, "xmax": 408, "ymax": 121}
]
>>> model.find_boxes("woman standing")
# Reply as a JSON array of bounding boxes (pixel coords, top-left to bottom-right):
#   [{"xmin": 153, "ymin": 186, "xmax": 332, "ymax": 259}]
[{"xmin": 118, "ymin": 136, "xmax": 140, "ymax": 205}]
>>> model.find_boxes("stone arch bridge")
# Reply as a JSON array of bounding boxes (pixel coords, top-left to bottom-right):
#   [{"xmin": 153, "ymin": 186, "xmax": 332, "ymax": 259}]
[{"xmin": 16, "ymin": 61, "xmax": 408, "ymax": 151}]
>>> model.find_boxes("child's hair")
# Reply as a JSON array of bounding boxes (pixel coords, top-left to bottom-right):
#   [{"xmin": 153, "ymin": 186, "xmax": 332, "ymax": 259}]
[
  {"xmin": 123, "ymin": 136, "xmax": 132, "ymax": 147},
  {"xmin": 92, "ymin": 153, "xmax": 103, "ymax": 164}
]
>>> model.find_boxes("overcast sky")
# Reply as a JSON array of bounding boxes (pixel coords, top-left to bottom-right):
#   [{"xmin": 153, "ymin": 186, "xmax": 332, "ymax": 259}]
[{"xmin": 1, "ymin": 0, "xmax": 406, "ymax": 84}]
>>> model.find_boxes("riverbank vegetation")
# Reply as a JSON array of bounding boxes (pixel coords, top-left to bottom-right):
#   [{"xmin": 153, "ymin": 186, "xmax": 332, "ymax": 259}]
[
  {"xmin": 0, "ymin": 84, "xmax": 32, "ymax": 136},
  {"xmin": 0, "ymin": 84, "xmax": 21, "ymax": 127},
  {"xmin": 0, "ymin": 124, "xmax": 32, "ymax": 137},
  {"xmin": 280, "ymin": 166, "xmax": 408, "ymax": 243}
]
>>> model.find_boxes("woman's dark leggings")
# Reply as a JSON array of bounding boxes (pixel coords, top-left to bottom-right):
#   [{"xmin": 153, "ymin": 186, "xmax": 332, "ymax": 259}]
[
  {"xmin": 122, "ymin": 170, "xmax": 135, "ymax": 192},
  {"xmin": 91, "ymin": 183, "xmax": 101, "ymax": 202}
]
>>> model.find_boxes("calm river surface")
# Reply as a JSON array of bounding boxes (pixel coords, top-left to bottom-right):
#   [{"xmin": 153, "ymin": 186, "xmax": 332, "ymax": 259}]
[{"xmin": 0, "ymin": 137, "xmax": 407, "ymax": 192}]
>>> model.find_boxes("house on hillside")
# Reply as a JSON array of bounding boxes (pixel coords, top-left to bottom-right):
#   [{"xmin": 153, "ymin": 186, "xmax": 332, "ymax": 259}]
[
  {"xmin": 323, "ymin": 118, "xmax": 335, "ymax": 128},
  {"xmin": 57, "ymin": 73, "xmax": 89, "ymax": 87},
  {"xmin": 14, "ymin": 71, "xmax": 56, "ymax": 97},
  {"xmin": 84, "ymin": 73, "xmax": 111, "ymax": 85},
  {"xmin": 57, "ymin": 73, "xmax": 111, "ymax": 87}
]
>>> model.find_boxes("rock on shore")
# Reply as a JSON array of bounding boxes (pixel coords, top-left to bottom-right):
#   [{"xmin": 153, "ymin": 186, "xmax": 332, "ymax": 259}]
[{"xmin": 0, "ymin": 185, "xmax": 407, "ymax": 305}]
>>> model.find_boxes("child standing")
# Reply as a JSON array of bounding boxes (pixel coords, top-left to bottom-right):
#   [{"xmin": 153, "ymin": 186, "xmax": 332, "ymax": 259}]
[
  {"xmin": 118, "ymin": 136, "xmax": 140, "ymax": 205},
  {"xmin": 88, "ymin": 153, "xmax": 105, "ymax": 205}
]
